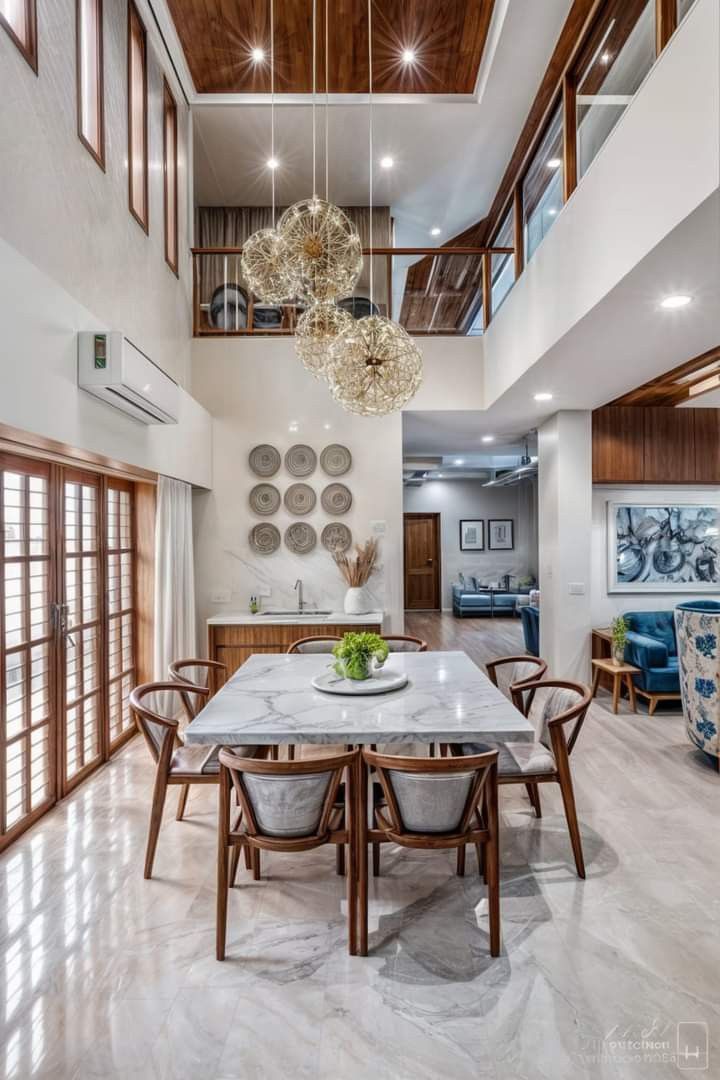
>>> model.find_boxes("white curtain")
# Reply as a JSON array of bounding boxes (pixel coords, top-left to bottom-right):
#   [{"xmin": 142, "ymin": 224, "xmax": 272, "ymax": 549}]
[{"xmin": 154, "ymin": 476, "xmax": 196, "ymax": 679}]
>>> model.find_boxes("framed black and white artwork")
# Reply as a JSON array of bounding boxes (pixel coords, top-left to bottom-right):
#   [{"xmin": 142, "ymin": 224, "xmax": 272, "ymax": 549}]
[
  {"xmin": 608, "ymin": 502, "xmax": 720, "ymax": 592},
  {"xmin": 488, "ymin": 519, "xmax": 514, "ymax": 550},
  {"xmin": 460, "ymin": 519, "xmax": 484, "ymax": 551}
]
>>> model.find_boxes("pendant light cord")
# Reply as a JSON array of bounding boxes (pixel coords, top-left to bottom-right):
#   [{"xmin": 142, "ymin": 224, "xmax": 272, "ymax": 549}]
[
  {"xmin": 368, "ymin": 0, "xmax": 373, "ymax": 308},
  {"xmin": 312, "ymin": 0, "xmax": 317, "ymax": 198},
  {"xmin": 270, "ymin": 0, "xmax": 275, "ymax": 224},
  {"xmin": 325, "ymin": 0, "xmax": 329, "ymax": 201}
]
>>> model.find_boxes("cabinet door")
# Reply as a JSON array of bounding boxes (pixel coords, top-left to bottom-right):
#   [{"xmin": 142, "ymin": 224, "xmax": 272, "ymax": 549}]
[
  {"xmin": 693, "ymin": 409, "xmax": 720, "ymax": 482},
  {"xmin": 592, "ymin": 408, "xmax": 644, "ymax": 482},
  {"xmin": 643, "ymin": 408, "xmax": 695, "ymax": 483}
]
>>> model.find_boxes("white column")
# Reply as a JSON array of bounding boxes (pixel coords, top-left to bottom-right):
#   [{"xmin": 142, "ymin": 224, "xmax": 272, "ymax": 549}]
[{"xmin": 538, "ymin": 411, "xmax": 592, "ymax": 681}]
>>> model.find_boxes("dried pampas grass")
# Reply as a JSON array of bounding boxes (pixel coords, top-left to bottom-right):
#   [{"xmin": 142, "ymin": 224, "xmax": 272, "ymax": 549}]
[{"xmin": 333, "ymin": 537, "xmax": 379, "ymax": 587}]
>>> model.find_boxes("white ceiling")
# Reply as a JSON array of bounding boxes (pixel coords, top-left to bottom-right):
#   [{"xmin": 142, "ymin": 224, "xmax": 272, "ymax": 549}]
[
  {"xmin": 192, "ymin": 0, "xmax": 572, "ymax": 246},
  {"xmin": 403, "ymin": 412, "xmax": 532, "ymax": 456}
]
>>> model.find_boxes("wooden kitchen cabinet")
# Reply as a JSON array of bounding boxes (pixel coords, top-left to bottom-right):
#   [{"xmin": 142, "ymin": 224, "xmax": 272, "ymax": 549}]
[{"xmin": 208, "ymin": 621, "xmax": 381, "ymax": 681}]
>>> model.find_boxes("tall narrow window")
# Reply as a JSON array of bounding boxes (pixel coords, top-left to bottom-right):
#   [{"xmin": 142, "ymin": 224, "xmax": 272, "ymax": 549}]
[
  {"xmin": 490, "ymin": 209, "xmax": 515, "ymax": 316},
  {"xmin": 77, "ymin": 0, "xmax": 105, "ymax": 168},
  {"xmin": 0, "ymin": 0, "xmax": 37, "ymax": 71},
  {"xmin": 163, "ymin": 80, "xmax": 179, "ymax": 274},
  {"xmin": 127, "ymin": 0, "xmax": 148, "ymax": 231},
  {"xmin": 522, "ymin": 102, "xmax": 563, "ymax": 264},
  {"xmin": 106, "ymin": 482, "xmax": 136, "ymax": 749}
]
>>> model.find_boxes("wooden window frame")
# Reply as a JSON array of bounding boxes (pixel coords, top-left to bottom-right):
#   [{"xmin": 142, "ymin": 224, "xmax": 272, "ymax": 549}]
[
  {"xmin": 76, "ymin": 0, "xmax": 106, "ymax": 170},
  {"xmin": 163, "ymin": 79, "xmax": 179, "ymax": 276},
  {"xmin": 0, "ymin": 0, "xmax": 38, "ymax": 73},
  {"xmin": 127, "ymin": 0, "xmax": 149, "ymax": 234},
  {"xmin": 106, "ymin": 479, "xmax": 137, "ymax": 752}
]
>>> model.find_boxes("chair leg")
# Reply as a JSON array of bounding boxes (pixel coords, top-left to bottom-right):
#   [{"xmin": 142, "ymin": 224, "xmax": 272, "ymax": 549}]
[
  {"xmin": 252, "ymin": 847, "xmax": 261, "ymax": 881},
  {"xmin": 216, "ymin": 772, "xmax": 231, "ymax": 961},
  {"xmin": 336, "ymin": 842, "xmax": 346, "ymax": 876},
  {"xmin": 524, "ymin": 782, "xmax": 542, "ymax": 818},
  {"xmin": 456, "ymin": 844, "xmax": 466, "ymax": 877},
  {"xmin": 372, "ymin": 842, "xmax": 380, "ymax": 877},
  {"xmin": 485, "ymin": 772, "xmax": 501, "ymax": 957},
  {"xmin": 474, "ymin": 842, "xmax": 484, "ymax": 878},
  {"xmin": 143, "ymin": 768, "xmax": 169, "ymax": 880},
  {"xmin": 556, "ymin": 768, "xmax": 586, "ymax": 879},
  {"xmin": 229, "ymin": 843, "xmax": 241, "ymax": 887},
  {"xmin": 243, "ymin": 843, "xmax": 252, "ymax": 869},
  {"xmin": 175, "ymin": 784, "xmax": 190, "ymax": 821}
]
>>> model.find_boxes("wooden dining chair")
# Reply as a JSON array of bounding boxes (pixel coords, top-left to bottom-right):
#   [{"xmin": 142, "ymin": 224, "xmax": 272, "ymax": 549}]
[
  {"xmin": 382, "ymin": 635, "xmax": 427, "ymax": 652},
  {"xmin": 454, "ymin": 679, "xmax": 591, "ymax": 879},
  {"xmin": 129, "ymin": 681, "xmax": 262, "ymax": 880},
  {"xmin": 216, "ymin": 747, "xmax": 359, "ymax": 960},
  {"xmin": 362, "ymin": 748, "xmax": 501, "ymax": 957},
  {"xmin": 168, "ymin": 658, "xmax": 227, "ymax": 814},
  {"xmin": 285, "ymin": 637, "xmax": 341, "ymax": 759},
  {"xmin": 485, "ymin": 654, "xmax": 548, "ymax": 714}
]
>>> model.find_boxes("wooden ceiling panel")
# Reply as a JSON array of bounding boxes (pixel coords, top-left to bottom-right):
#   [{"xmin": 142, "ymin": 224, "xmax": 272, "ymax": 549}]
[
  {"xmin": 609, "ymin": 346, "xmax": 720, "ymax": 407},
  {"xmin": 166, "ymin": 0, "xmax": 495, "ymax": 94}
]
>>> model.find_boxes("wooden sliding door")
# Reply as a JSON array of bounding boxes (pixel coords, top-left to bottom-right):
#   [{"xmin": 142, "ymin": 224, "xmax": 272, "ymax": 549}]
[{"xmin": 0, "ymin": 453, "xmax": 143, "ymax": 851}]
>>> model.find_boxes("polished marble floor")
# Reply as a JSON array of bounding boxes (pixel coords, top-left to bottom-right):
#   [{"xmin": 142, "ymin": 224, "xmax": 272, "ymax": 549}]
[{"xmin": 1, "ymin": 616, "xmax": 719, "ymax": 1079}]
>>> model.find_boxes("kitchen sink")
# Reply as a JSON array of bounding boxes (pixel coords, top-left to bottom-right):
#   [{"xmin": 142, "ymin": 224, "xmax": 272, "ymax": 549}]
[{"xmin": 257, "ymin": 610, "xmax": 333, "ymax": 617}]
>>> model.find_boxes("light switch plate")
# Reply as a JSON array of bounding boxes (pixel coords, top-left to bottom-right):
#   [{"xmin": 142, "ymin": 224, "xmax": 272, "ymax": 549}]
[
  {"xmin": 371, "ymin": 520, "xmax": 387, "ymax": 536},
  {"xmin": 211, "ymin": 588, "xmax": 231, "ymax": 603},
  {"xmin": 568, "ymin": 582, "xmax": 585, "ymax": 595}
]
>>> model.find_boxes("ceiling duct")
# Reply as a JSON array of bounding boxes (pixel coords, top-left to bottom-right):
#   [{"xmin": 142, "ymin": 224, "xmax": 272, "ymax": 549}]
[{"xmin": 483, "ymin": 435, "xmax": 537, "ymax": 488}]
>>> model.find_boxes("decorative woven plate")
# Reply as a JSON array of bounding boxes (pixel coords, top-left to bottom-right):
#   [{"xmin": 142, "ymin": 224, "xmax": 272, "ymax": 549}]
[
  {"xmin": 321, "ymin": 483, "xmax": 352, "ymax": 515},
  {"xmin": 284, "ymin": 483, "xmax": 316, "ymax": 516},
  {"xmin": 320, "ymin": 444, "xmax": 352, "ymax": 476},
  {"xmin": 285, "ymin": 444, "xmax": 317, "ymax": 477},
  {"xmin": 284, "ymin": 522, "xmax": 317, "ymax": 554},
  {"xmin": 249, "ymin": 444, "xmax": 281, "ymax": 477},
  {"xmin": 249, "ymin": 483, "xmax": 280, "ymax": 516},
  {"xmin": 321, "ymin": 522, "xmax": 352, "ymax": 552},
  {"xmin": 249, "ymin": 522, "xmax": 281, "ymax": 555}
]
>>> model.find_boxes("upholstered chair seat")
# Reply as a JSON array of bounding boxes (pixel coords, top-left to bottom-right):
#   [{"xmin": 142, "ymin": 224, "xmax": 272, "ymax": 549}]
[
  {"xmin": 169, "ymin": 744, "xmax": 261, "ymax": 776},
  {"xmin": 460, "ymin": 739, "xmax": 555, "ymax": 776}
]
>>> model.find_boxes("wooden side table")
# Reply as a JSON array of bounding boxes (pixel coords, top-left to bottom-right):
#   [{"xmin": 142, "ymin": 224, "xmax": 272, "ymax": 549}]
[{"xmin": 591, "ymin": 658, "xmax": 640, "ymax": 714}]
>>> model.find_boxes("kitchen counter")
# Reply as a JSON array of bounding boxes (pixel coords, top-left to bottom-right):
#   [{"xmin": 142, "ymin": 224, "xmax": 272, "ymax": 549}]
[{"xmin": 207, "ymin": 611, "xmax": 383, "ymax": 626}]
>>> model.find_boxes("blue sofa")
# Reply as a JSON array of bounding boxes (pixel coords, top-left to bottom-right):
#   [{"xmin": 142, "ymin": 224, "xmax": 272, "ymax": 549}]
[
  {"xmin": 520, "ymin": 605, "xmax": 540, "ymax": 656},
  {"xmin": 623, "ymin": 610, "xmax": 681, "ymax": 714},
  {"xmin": 452, "ymin": 578, "xmax": 531, "ymax": 618}
]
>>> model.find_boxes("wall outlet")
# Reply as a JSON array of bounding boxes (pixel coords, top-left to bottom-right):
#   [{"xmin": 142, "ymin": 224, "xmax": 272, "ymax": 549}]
[
  {"xmin": 371, "ymin": 520, "xmax": 387, "ymax": 536},
  {"xmin": 568, "ymin": 582, "xmax": 585, "ymax": 595},
  {"xmin": 211, "ymin": 588, "xmax": 231, "ymax": 603}
]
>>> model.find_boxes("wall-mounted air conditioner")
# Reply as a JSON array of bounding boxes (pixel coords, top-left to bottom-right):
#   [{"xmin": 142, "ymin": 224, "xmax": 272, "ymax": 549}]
[{"xmin": 77, "ymin": 332, "xmax": 179, "ymax": 425}]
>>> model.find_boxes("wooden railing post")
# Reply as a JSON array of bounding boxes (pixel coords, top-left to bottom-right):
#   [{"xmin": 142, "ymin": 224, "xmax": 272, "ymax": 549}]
[
  {"xmin": 513, "ymin": 183, "xmax": 524, "ymax": 278},
  {"xmin": 655, "ymin": 0, "xmax": 677, "ymax": 55},
  {"xmin": 482, "ymin": 251, "xmax": 492, "ymax": 331},
  {"xmin": 562, "ymin": 72, "xmax": 577, "ymax": 203}
]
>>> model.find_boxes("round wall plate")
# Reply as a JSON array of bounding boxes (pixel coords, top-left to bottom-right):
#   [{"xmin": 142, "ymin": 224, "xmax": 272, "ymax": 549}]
[
  {"xmin": 321, "ymin": 483, "xmax": 352, "ymax": 515},
  {"xmin": 284, "ymin": 483, "xmax": 316, "ymax": 516},
  {"xmin": 249, "ymin": 522, "xmax": 281, "ymax": 555},
  {"xmin": 249, "ymin": 483, "xmax": 281, "ymax": 515},
  {"xmin": 320, "ymin": 444, "xmax": 352, "ymax": 476},
  {"xmin": 285, "ymin": 522, "xmax": 317, "ymax": 554},
  {"xmin": 321, "ymin": 522, "xmax": 352, "ymax": 552},
  {"xmin": 249, "ymin": 444, "xmax": 281, "ymax": 477},
  {"xmin": 285, "ymin": 444, "xmax": 317, "ymax": 477}
]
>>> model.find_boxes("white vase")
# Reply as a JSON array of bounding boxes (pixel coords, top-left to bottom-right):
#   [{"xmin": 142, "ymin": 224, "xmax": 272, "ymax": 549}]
[{"xmin": 344, "ymin": 586, "xmax": 370, "ymax": 615}]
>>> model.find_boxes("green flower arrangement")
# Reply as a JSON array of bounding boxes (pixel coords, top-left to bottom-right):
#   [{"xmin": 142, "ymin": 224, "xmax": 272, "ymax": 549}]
[
  {"xmin": 611, "ymin": 615, "xmax": 629, "ymax": 663},
  {"xmin": 332, "ymin": 632, "xmax": 389, "ymax": 681}
]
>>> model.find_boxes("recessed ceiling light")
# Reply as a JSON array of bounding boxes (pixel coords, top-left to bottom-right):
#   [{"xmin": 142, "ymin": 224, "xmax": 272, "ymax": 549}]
[
  {"xmin": 251, "ymin": 47, "xmax": 265, "ymax": 63},
  {"xmin": 266, "ymin": 157, "xmax": 279, "ymax": 170},
  {"xmin": 548, "ymin": 208, "xmax": 558, "ymax": 216},
  {"xmin": 660, "ymin": 294, "xmax": 692, "ymax": 309},
  {"xmin": 547, "ymin": 158, "xmax": 561, "ymax": 169},
  {"xmin": 534, "ymin": 392, "xmax": 553, "ymax": 402},
  {"xmin": 481, "ymin": 435, "xmax": 495, "ymax": 443},
  {"xmin": 289, "ymin": 421, "xmax": 299, "ymax": 432},
  {"xmin": 600, "ymin": 51, "xmax": 611, "ymax": 64},
  {"xmin": 380, "ymin": 156, "xmax": 394, "ymax": 169},
  {"xmin": 436, "ymin": 473, "xmax": 443, "ymax": 478},
  {"xmin": 454, "ymin": 459, "xmax": 464, "ymax": 466},
  {"xmin": 323, "ymin": 422, "xmax": 331, "ymax": 430},
  {"xmin": 430, "ymin": 226, "xmax": 441, "ymax": 237},
  {"xmin": 401, "ymin": 48, "xmax": 416, "ymax": 64}
]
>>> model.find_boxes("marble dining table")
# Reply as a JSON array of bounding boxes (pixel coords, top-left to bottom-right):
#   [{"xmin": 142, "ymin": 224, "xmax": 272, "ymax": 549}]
[{"xmin": 184, "ymin": 649, "xmax": 534, "ymax": 955}]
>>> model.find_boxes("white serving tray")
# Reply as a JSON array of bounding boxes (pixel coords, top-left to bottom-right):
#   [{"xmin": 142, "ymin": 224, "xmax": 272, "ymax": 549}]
[{"xmin": 312, "ymin": 669, "xmax": 409, "ymax": 696}]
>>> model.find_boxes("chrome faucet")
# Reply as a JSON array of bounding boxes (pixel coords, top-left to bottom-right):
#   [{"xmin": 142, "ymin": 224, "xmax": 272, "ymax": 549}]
[{"xmin": 294, "ymin": 578, "xmax": 304, "ymax": 613}]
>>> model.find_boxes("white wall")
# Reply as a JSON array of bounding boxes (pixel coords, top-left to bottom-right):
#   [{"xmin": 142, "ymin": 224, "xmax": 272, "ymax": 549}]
[
  {"xmin": 190, "ymin": 338, "xmax": 405, "ymax": 638},
  {"xmin": 403, "ymin": 478, "xmax": 538, "ymax": 608},
  {"xmin": 0, "ymin": 0, "xmax": 192, "ymax": 386},
  {"xmin": 409, "ymin": 337, "xmax": 484, "ymax": 411},
  {"xmin": 482, "ymin": 0, "xmax": 720, "ymax": 407},
  {"xmin": 591, "ymin": 485, "xmax": 720, "ymax": 626}
]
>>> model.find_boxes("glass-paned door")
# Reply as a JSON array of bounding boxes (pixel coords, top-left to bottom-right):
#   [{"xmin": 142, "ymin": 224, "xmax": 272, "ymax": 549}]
[
  {"xmin": 61, "ymin": 470, "xmax": 104, "ymax": 790},
  {"xmin": 106, "ymin": 482, "xmax": 136, "ymax": 748},
  {"xmin": 0, "ymin": 455, "xmax": 56, "ymax": 847}
]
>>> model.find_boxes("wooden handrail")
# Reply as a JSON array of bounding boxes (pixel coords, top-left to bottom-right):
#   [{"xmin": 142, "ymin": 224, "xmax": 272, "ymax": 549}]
[{"xmin": 191, "ymin": 246, "xmax": 514, "ymax": 257}]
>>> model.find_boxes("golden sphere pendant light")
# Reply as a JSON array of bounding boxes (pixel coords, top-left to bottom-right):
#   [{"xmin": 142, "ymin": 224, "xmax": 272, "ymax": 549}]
[
  {"xmin": 295, "ymin": 300, "xmax": 354, "ymax": 378},
  {"xmin": 241, "ymin": 227, "xmax": 296, "ymax": 304},
  {"xmin": 328, "ymin": 315, "xmax": 423, "ymax": 416},
  {"xmin": 279, "ymin": 198, "xmax": 362, "ymax": 303}
]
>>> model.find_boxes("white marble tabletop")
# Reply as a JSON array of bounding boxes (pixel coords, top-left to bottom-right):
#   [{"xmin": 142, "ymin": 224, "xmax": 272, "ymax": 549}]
[{"xmin": 184, "ymin": 651, "xmax": 533, "ymax": 746}]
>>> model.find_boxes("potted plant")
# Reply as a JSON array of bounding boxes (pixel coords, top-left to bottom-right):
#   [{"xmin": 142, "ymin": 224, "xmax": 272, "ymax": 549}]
[
  {"xmin": 332, "ymin": 632, "xmax": 389, "ymax": 681},
  {"xmin": 611, "ymin": 615, "xmax": 629, "ymax": 665},
  {"xmin": 334, "ymin": 538, "xmax": 379, "ymax": 615}
]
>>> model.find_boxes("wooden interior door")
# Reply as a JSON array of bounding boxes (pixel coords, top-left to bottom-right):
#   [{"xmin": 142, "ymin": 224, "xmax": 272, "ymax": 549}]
[
  {"xmin": 404, "ymin": 513, "xmax": 441, "ymax": 610},
  {"xmin": 0, "ymin": 454, "xmax": 57, "ymax": 850},
  {"xmin": 60, "ymin": 469, "xmax": 104, "ymax": 791}
]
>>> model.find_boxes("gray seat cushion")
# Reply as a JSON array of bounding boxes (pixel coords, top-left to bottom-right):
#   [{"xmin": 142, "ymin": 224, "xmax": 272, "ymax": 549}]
[
  {"xmin": 460, "ymin": 740, "xmax": 555, "ymax": 776},
  {"xmin": 170, "ymin": 744, "xmax": 260, "ymax": 775}
]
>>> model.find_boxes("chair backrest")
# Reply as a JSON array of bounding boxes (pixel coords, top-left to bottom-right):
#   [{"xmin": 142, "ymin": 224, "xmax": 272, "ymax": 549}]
[
  {"xmin": 486, "ymin": 654, "xmax": 548, "ymax": 715},
  {"xmin": 520, "ymin": 605, "xmax": 540, "ymax": 656},
  {"xmin": 287, "ymin": 636, "xmax": 341, "ymax": 654},
  {"xmin": 623, "ymin": 610, "xmax": 677, "ymax": 656},
  {"xmin": 382, "ymin": 635, "xmax": 427, "ymax": 652},
  {"xmin": 129, "ymin": 681, "xmax": 208, "ymax": 762},
  {"xmin": 168, "ymin": 658, "xmax": 227, "ymax": 720},
  {"xmin": 363, "ymin": 749, "xmax": 498, "ymax": 838},
  {"xmin": 520, "ymin": 679, "xmax": 591, "ymax": 753},
  {"xmin": 218, "ymin": 748, "xmax": 358, "ymax": 842}
]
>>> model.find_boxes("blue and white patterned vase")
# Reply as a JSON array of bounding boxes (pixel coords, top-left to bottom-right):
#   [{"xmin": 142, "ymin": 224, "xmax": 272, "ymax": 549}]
[{"xmin": 675, "ymin": 601, "xmax": 720, "ymax": 764}]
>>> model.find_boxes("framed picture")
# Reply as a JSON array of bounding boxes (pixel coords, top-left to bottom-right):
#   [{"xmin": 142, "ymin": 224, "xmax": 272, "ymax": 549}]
[
  {"xmin": 488, "ymin": 519, "xmax": 514, "ymax": 550},
  {"xmin": 608, "ymin": 502, "xmax": 720, "ymax": 592},
  {"xmin": 459, "ymin": 519, "xmax": 484, "ymax": 551}
]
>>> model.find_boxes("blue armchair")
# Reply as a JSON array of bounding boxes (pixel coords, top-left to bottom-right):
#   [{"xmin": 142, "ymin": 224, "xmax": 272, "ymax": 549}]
[
  {"xmin": 623, "ymin": 610, "xmax": 681, "ymax": 714},
  {"xmin": 520, "ymin": 605, "xmax": 540, "ymax": 656}
]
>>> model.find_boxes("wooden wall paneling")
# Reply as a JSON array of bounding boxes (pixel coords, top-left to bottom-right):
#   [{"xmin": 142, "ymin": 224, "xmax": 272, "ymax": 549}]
[
  {"xmin": 512, "ymin": 184, "xmax": 524, "ymax": 276},
  {"xmin": 562, "ymin": 72, "xmax": 577, "ymax": 202},
  {"xmin": 482, "ymin": 251, "xmax": 492, "ymax": 330},
  {"xmin": 643, "ymin": 407, "xmax": 696, "ymax": 483},
  {"xmin": 693, "ymin": 409, "xmax": 720, "ymax": 483},
  {"xmin": 134, "ymin": 483, "xmax": 156, "ymax": 684},
  {"xmin": 655, "ymin": 0, "xmax": 677, "ymax": 55},
  {"xmin": 209, "ymin": 622, "xmax": 380, "ymax": 679},
  {"xmin": 591, "ymin": 407, "xmax": 645, "ymax": 483}
]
